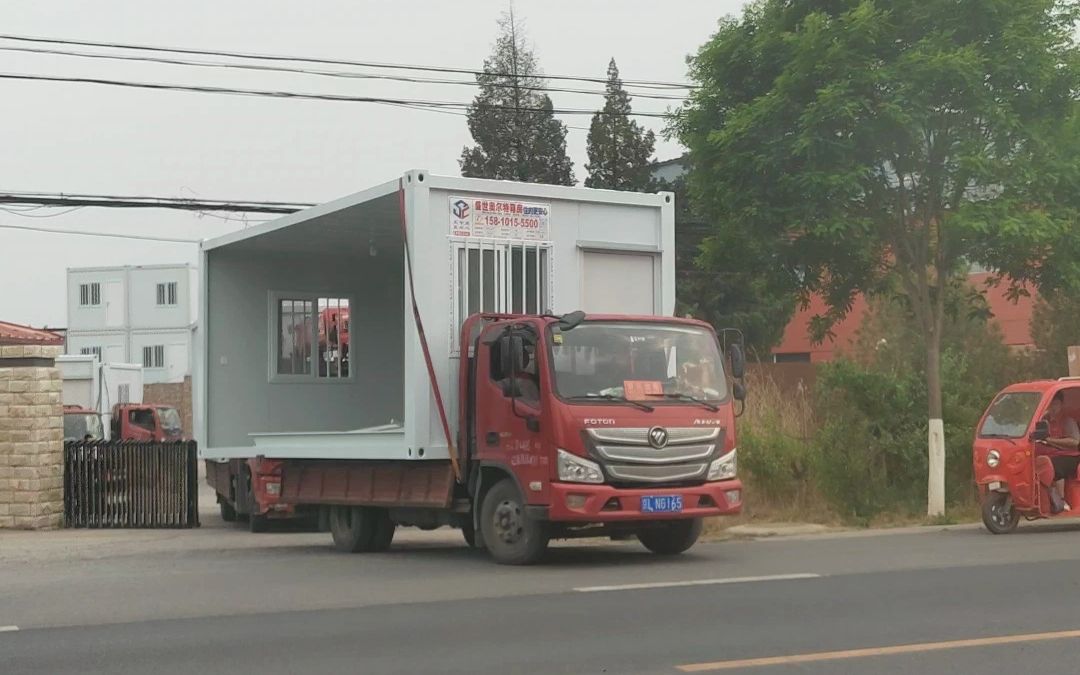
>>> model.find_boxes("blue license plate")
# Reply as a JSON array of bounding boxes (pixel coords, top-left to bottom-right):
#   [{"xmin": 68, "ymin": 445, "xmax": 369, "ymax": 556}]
[{"xmin": 640, "ymin": 495, "xmax": 683, "ymax": 513}]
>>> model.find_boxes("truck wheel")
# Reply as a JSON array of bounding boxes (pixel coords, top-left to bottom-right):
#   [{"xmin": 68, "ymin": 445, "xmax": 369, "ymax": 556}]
[
  {"xmin": 329, "ymin": 505, "xmax": 376, "ymax": 553},
  {"xmin": 480, "ymin": 480, "xmax": 549, "ymax": 565},
  {"xmin": 369, "ymin": 509, "xmax": 396, "ymax": 553},
  {"xmin": 981, "ymin": 492, "xmax": 1019, "ymax": 534},
  {"xmin": 462, "ymin": 519, "xmax": 485, "ymax": 549},
  {"xmin": 248, "ymin": 512, "xmax": 269, "ymax": 533},
  {"xmin": 219, "ymin": 499, "xmax": 238, "ymax": 523},
  {"xmin": 637, "ymin": 519, "xmax": 703, "ymax": 555}
]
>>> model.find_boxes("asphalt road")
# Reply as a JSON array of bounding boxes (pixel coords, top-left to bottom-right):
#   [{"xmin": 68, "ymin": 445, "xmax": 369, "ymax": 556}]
[{"xmin": 5, "ymin": 518, "xmax": 1080, "ymax": 674}]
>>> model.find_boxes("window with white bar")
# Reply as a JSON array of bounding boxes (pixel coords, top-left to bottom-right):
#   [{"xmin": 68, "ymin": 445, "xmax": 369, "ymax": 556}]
[{"xmin": 451, "ymin": 239, "xmax": 551, "ymax": 352}]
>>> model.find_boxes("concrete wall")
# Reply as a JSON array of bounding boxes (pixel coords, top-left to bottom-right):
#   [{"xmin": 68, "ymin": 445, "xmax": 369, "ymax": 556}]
[
  {"xmin": 0, "ymin": 345, "xmax": 64, "ymax": 529},
  {"xmin": 205, "ymin": 248, "xmax": 404, "ymax": 450}
]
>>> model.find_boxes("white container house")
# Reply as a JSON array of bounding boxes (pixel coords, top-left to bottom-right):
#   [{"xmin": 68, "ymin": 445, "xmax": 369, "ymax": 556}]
[
  {"xmin": 197, "ymin": 171, "xmax": 675, "ymax": 462},
  {"xmin": 66, "ymin": 264, "xmax": 197, "ymax": 384}
]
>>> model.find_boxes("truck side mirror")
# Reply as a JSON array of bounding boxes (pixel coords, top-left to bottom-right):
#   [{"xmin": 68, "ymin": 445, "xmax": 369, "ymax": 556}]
[
  {"xmin": 728, "ymin": 343, "xmax": 746, "ymax": 380},
  {"xmin": 733, "ymin": 381, "xmax": 747, "ymax": 402},
  {"xmin": 1031, "ymin": 419, "xmax": 1050, "ymax": 442}
]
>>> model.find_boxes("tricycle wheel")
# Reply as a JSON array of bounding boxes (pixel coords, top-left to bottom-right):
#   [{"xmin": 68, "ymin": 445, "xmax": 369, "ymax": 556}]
[
  {"xmin": 981, "ymin": 492, "xmax": 1019, "ymax": 534},
  {"xmin": 637, "ymin": 519, "xmax": 704, "ymax": 555},
  {"xmin": 480, "ymin": 480, "xmax": 549, "ymax": 565}
]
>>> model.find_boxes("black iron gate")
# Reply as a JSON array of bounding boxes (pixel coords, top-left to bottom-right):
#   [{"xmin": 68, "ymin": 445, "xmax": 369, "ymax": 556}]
[{"xmin": 63, "ymin": 441, "xmax": 200, "ymax": 528}]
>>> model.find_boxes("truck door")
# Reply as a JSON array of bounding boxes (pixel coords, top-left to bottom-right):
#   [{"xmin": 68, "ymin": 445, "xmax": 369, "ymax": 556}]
[
  {"xmin": 124, "ymin": 407, "xmax": 156, "ymax": 441},
  {"xmin": 474, "ymin": 327, "xmax": 550, "ymax": 504}
]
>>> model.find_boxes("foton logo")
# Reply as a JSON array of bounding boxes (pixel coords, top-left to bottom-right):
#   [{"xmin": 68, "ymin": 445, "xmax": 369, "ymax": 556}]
[
  {"xmin": 451, "ymin": 199, "xmax": 470, "ymax": 219},
  {"xmin": 584, "ymin": 418, "xmax": 616, "ymax": 426},
  {"xmin": 694, "ymin": 419, "xmax": 720, "ymax": 425}
]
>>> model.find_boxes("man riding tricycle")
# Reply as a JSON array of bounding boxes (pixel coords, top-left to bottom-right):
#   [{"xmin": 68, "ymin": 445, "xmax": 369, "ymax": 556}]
[{"xmin": 974, "ymin": 381, "xmax": 1080, "ymax": 533}]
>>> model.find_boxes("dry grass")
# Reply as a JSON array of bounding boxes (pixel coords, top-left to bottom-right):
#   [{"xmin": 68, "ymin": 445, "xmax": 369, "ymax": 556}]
[
  {"xmin": 703, "ymin": 368, "xmax": 981, "ymax": 535},
  {"xmin": 704, "ymin": 369, "xmax": 840, "ymax": 536}
]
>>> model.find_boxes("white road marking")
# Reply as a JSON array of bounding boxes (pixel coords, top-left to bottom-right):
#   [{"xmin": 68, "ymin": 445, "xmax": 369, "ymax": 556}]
[
  {"xmin": 573, "ymin": 572, "xmax": 822, "ymax": 593},
  {"xmin": 0, "ymin": 626, "xmax": 19, "ymax": 632}
]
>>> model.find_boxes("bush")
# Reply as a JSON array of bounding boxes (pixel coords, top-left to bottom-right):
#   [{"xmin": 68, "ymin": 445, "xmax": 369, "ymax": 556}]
[{"xmin": 809, "ymin": 293, "xmax": 1025, "ymax": 520}]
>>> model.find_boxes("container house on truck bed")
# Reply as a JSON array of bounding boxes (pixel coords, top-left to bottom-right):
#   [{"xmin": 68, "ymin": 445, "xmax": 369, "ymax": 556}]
[
  {"xmin": 197, "ymin": 171, "xmax": 675, "ymax": 464},
  {"xmin": 197, "ymin": 171, "xmax": 746, "ymax": 564}
]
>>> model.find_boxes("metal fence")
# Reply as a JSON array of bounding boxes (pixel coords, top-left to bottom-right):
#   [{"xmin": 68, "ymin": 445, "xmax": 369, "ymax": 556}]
[{"xmin": 63, "ymin": 440, "xmax": 200, "ymax": 528}]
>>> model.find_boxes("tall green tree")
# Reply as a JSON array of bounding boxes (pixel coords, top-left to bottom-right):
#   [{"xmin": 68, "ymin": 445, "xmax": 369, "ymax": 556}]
[
  {"xmin": 460, "ymin": 10, "xmax": 574, "ymax": 185},
  {"xmin": 671, "ymin": 175, "xmax": 796, "ymax": 355},
  {"xmin": 677, "ymin": 0, "xmax": 1080, "ymax": 515},
  {"xmin": 584, "ymin": 59, "xmax": 657, "ymax": 191}
]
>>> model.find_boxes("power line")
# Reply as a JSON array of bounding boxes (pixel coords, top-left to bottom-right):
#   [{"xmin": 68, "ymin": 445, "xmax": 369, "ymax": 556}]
[
  {"xmin": 0, "ymin": 72, "xmax": 677, "ymax": 118},
  {"xmin": 0, "ymin": 205, "xmax": 85, "ymax": 218},
  {"xmin": 0, "ymin": 44, "xmax": 688, "ymax": 101},
  {"xmin": 0, "ymin": 191, "xmax": 313, "ymax": 213},
  {"xmin": 385, "ymin": 100, "xmax": 592, "ymax": 132},
  {"xmin": 0, "ymin": 33, "xmax": 696, "ymax": 90},
  {"xmin": 0, "ymin": 222, "xmax": 200, "ymax": 243}
]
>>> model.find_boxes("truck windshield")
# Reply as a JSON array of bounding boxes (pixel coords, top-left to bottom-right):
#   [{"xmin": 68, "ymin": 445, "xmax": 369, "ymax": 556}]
[
  {"xmin": 159, "ymin": 407, "xmax": 183, "ymax": 433},
  {"xmin": 978, "ymin": 391, "xmax": 1042, "ymax": 438},
  {"xmin": 550, "ymin": 321, "xmax": 728, "ymax": 403},
  {"xmin": 64, "ymin": 413, "xmax": 104, "ymax": 441}
]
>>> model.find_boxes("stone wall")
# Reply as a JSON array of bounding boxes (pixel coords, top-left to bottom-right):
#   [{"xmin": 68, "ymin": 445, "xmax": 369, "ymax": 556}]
[
  {"xmin": 143, "ymin": 376, "xmax": 192, "ymax": 437},
  {"xmin": 0, "ymin": 345, "xmax": 64, "ymax": 529}
]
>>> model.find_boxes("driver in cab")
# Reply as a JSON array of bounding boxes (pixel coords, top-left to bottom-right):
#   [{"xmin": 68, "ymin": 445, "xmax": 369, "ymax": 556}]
[{"xmin": 1041, "ymin": 390, "xmax": 1080, "ymax": 511}]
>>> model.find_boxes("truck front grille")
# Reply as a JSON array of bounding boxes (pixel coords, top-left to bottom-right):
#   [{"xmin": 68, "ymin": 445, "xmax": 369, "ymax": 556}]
[{"xmin": 585, "ymin": 427, "xmax": 723, "ymax": 486}]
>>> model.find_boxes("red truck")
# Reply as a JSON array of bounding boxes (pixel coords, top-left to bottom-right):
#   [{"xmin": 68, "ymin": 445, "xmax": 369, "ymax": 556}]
[
  {"xmin": 208, "ymin": 311, "xmax": 745, "ymax": 564},
  {"xmin": 109, "ymin": 403, "xmax": 184, "ymax": 442}
]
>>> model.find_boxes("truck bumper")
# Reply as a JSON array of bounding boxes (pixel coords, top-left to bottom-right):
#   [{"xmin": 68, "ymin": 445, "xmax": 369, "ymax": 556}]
[{"xmin": 543, "ymin": 479, "xmax": 743, "ymax": 522}]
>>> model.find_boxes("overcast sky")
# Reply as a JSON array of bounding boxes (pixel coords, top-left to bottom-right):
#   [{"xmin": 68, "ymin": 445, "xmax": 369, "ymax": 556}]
[{"xmin": 0, "ymin": 0, "xmax": 745, "ymax": 327}]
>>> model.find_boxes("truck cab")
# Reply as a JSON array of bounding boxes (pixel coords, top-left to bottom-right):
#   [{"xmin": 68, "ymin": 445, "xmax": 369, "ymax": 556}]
[
  {"xmin": 458, "ymin": 312, "xmax": 745, "ymax": 562},
  {"xmin": 110, "ymin": 403, "xmax": 184, "ymax": 442},
  {"xmin": 63, "ymin": 405, "xmax": 105, "ymax": 442}
]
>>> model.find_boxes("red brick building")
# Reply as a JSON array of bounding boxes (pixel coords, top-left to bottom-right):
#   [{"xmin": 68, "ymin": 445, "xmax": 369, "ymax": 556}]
[{"xmin": 771, "ymin": 273, "xmax": 1037, "ymax": 362}]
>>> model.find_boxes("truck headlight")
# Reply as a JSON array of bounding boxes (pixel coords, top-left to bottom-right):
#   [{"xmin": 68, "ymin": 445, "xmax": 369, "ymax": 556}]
[
  {"xmin": 986, "ymin": 450, "xmax": 1000, "ymax": 468},
  {"xmin": 557, "ymin": 449, "xmax": 604, "ymax": 484},
  {"xmin": 708, "ymin": 448, "xmax": 737, "ymax": 481}
]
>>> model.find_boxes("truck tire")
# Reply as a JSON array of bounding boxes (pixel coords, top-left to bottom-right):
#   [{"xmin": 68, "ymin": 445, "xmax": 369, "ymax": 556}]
[
  {"xmin": 329, "ymin": 505, "xmax": 376, "ymax": 553},
  {"xmin": 637, "ymin": 519, "xmax": 703, "ymax": 555},
  {"xmin": 981, "ymin": 492, "xmax": 1019, "ymax": 534},
  {"xmin": 480, "ymin": 480, "xmax": 549, "ymax": 565},
  {"xmin": 219, "ymin": 499, "xmax": 238, "ymax": 523},
  {"xmin": 462, "ymin": 519, "xmax": 484, "ymax": 549},
  {"xmin": 248, "ymin": 512, "xmax": 269, "ymax": 533},
  {"xmin": 369, "ymin": 509, "xmax": 396, "ymax": 553}
]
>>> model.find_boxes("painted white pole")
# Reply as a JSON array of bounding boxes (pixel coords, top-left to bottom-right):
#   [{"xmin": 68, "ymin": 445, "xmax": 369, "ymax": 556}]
[{"xmin": 928, "ymin": 418, "xmax": 946, "ymax": 517}]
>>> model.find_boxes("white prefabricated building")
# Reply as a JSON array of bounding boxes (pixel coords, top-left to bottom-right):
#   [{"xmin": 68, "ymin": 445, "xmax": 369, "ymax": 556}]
[
  {"xmin": 197, "ymin": 171, "xmax": 675, "ymax": 463},
  {"xmin": 57, "ymin": 355, "xmax": 144, "ymax": 440}
]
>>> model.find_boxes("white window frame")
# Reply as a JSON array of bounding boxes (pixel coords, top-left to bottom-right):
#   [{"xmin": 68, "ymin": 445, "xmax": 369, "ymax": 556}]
[
  {"xmin": 80, "ymin": 346, "xmax": 103, "ymax": 360},
  {"xmin": 156, "ymin": 281, "xmax": 179, "ymax": 306},
  {"xmin": 268, "ymin": 290, "xmax": 355, "ymax": 384},
  {"xmin": 79, "ymin": 282, "xmax": 101, "ymax": 307},
  {"xmin": 449, "ymin": 238, "xmax": 553, "ymax": 355},
  {"xmin": 143, "ymin": 345, "xmax": 166, "ymax": 369}
]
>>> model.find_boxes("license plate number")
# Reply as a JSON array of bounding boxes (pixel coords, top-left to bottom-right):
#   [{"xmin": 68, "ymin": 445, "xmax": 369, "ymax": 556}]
[{"xmin": 641, "ymin": 495, "xmax": 683, "ymax": 513}]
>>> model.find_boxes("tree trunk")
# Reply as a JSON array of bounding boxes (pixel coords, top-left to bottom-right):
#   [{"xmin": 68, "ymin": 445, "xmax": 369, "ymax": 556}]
[{"xmin": 926, "ymin": 332, "xmax": 946, "ymax": 517}]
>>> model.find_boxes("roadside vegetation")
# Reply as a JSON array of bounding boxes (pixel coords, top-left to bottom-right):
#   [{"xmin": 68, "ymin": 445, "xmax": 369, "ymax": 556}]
[{"xmin": 717, "ymin": 290, "xmax": 1055, "ymax": 531}]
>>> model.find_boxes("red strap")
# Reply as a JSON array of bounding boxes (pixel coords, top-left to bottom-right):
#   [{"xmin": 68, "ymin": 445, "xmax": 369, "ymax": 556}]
[{"xmin": 398, "ymin": 180, "xmax": 461, "ymax": 481}]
